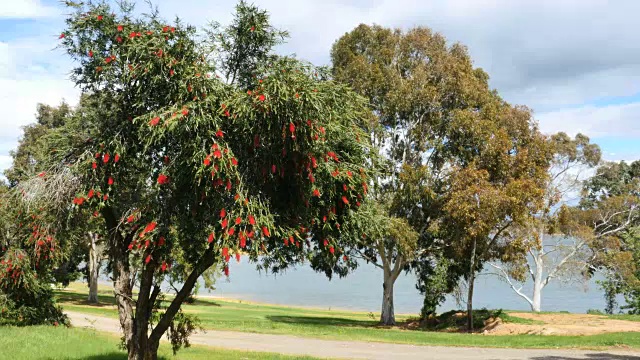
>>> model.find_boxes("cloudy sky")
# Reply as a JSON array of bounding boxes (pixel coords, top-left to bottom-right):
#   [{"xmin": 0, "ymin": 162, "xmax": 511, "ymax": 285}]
[{"xmin": 1, "ymin": 0, "xmax": 639, "ymax": 175}]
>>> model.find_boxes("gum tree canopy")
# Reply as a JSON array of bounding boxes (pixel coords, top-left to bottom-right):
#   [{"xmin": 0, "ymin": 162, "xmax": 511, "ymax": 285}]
[{"xmin": 56, "ymin": 1, "xmax": 371, "ymax": 359}]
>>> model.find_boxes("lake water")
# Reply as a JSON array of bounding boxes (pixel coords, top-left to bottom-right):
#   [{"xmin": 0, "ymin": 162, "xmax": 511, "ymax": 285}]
[{"xmin": 203, "ymin": 258, "xmax": 613, "ymax": 315}]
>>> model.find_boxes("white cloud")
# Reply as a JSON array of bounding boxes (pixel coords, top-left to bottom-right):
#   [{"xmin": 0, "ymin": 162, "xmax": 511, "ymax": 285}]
[
  {"xmin": 0, "ymin": 35, "xmax": 78, "ymax": 174},
  {"xmin": 0, "ymin": 0, "xmax": 58, "ymax": 18},
  {"xmin": 536, "ymin": 102, "xmax": 640, "ymax": 138}
]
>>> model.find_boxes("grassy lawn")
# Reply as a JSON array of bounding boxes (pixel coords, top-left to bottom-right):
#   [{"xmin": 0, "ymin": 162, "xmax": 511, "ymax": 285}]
[
  {"xmin": 0, "ymin": 325, "xmax": 321, "ymax": 360},
  {"xmin": 56, "ymin": 283, "xmax": 640, "ymax": 350}
]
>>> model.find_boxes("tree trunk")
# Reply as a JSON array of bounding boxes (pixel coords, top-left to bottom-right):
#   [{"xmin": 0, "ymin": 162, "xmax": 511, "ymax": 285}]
[
  {"xmin": 380, "ymin": 272, "xmax": 395, "ymax": 325},
  {"xmin": 87, "ymin": 232, "xmax": 100, "ymax": 304},
  {"xmin": 467, "ymin": 237, "xmax": 477, "ymax": 332},
  {"xmin": 531, "ymin": 250, "xmax": 544, "ymax": 312}
]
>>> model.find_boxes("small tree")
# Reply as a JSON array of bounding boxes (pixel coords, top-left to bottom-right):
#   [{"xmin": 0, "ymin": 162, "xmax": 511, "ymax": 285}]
[
  {"xmin": 578, "ymin": 160, "xmax": 640, "ymax": 312},
  {"xmin": 54, "ymin": 2, "xmax": 371, "ymax": 359},
  {"xmin": 436, "ymin": 103, "xmax": 551, "ymax": 331}
]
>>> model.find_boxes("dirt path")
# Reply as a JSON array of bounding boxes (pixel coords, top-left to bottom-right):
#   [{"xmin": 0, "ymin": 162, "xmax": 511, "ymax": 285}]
[
  {"xmin": 489, "ymin": 312, "xmax": 640, "ymax": 336},
  {"xmin": 66, "ymin": 311, "xmax": 640, "ymax": 360}
]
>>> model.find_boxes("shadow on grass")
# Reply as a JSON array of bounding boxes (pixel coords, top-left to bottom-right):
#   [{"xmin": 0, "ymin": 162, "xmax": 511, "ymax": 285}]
[
  {"xmin": 532, "ymin": 354, "xmax": 640, "ymax": 360},
  {"xmin": 54, "ymin": 291, "xmax": 117, "ymax": 308},
  {"xmin": 46, "ymin": 353, "xmax": 171, "ymax": 360},
  {"xmin": 185, "ymin": 298, "xmax": 222, "ymax": 307},
  {"xmin": 267, "ymin": 315, "xmax": 377, "ymax": 328}
]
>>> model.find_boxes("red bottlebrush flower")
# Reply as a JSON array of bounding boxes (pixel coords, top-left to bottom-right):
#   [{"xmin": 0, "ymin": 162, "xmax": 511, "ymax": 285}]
[
  {"xmin": 220, "ymin": 208, "xmax": 226, "ymax": 218},
  {"xmin": 157, "ymin": 174, "xmax": 169, "ymax": 185},
  {"xmin": 144, "ymin": 222, "xmax": 157, "ymax": 233},
  {"xmin": 59, "ymin": 33, "xmax": 65, "ymax": 39},
  {"xmin": 343, "ymin": 255, "xmax": 348, "ymax": 261},
  {"xmin": 97, "ymin": 15, "xmax": 103, "ymax": 21},
  {"xmin": 329, "ymin": 246, "xmax": 335, "ymax": 254},
  {"xmin": 128, "ymin": 243, "xmax": 134, "ymax": 250},
  {"xmin": 311, "ymin": 157, "xmax": 317, "ymax": 168},
  {"xmin": 347, "ymin": 171, "xmax": 353, "ymax": 178},
  {"xmin": 208, "ymin": 232, "xmax": 215, "ymax": 243},
  {"xmin": 308, "ymin": 174, "xmax": 315, "ymax": 183},
  {"xmin": 88, "ymin": 50, "xmax": 93, "ymax": 57},
  {"xmin": 114, "ymin": 154, "xmax": 120, "ymax": 163},
  {"xmin": 236, "ymin": 252, "xmax": 241, "ymax": 262},
  {"xmin": 145, "ymin": 240, "xmax": 150, "ymax": 248},
  {"xmin": 322, "ymin": 216, "xmax": 327, "ymax": 222},
  {"xmin": 312, "ymin": 189, "xmax": 320, "ymax": 197},
  {"xmin": 38, "ymin": 171, "xmax": 46, "ymax": 177},
  {"xmin": 127, "ymin": 215, "xmax": 135, "ymax": 223},
  {"xmin": 169, "ymin": 69, "xmax": 175, "ymax": 76},
  {"xmin": 284, "ymin": 238, "xmax": 289, "ymax": 246},
  {"xmin": 247, "ymin": 90, "xmax": 252, "ymax": 95},
  {"xmin": 356, "ymin": 201, "xmax": 361, "ymax": 207},
  {"xmin": 88, "ymin": 189, "xmax": 95, "ymax": 198},
  {"xmin": 129, "ymin": 31, "xmax": 136, "ymax": 39},
  {"xmin": 226, "ymin": 179, "xmax": 232, "ymax": 191},
  {"xmin": 323, "ymin": 239, "xmax": 329, "ymax": 247},
  {"xmin": 295, "ymin": 93, "xmax": 300, "ymax": 98},
  {"xmin": 250, "ymin": 26, "xmax": 255, "ymax": 31},
  {"xmin": 262, "ymin": 226, "xmax": 270, "ymax": 237},
  {"xmin": 289, "ymin": 122, "xmax": 295, "ymax": 133},
  {"xmin": 342, "ymin": 196, "xmax": 349, "ymax": 205},
  {"xmin": 234, "ymin": 193, "xmax": 240, "ymax": 201},
  {"xmin": 103, "ymin": 153, "xmax": 110, "ymax": 163},
  {"xmin": 222, "ymin": 247, "xmax": 229, "ymax": 257},
  {"xmin": 162, "ymin": 26, "xmax": 169, "ymax": 32},
  {"xmin": 149, "ymin": 117, "xmax": 160, "ymax": 126},
  {"xmin": 161, "ymin": 262, "xmax": 167, "ymax": 272},
  {"xmin": 228, "ymin": 227, "xmax": 235, "ymax": 236},
  {"xmin": 224, "ymin": 266, "xmax": 229, "ymax": 276},
  {"xmin": 221, "ymin": 218, "xmax": 228, "ymax": 229},
  {"xmin": 271, "ymin": 164, "xmax": 276, "ymax": 174},
  {"xmin": 331, "ymin": 170, "xmax": 339, "ymax": 177},
  {"xmin": 231, "ymin": 158, "xmax": 238, "ymax": 166},
  {"xmin": 224, "ymin": 110, "xmax": 230, "ymax": 117},
  {"xmin": 117, "ymin": 25, "xmax": 123, "ymax": 31},
  {"xmin": 182, "ymin": 108, "xmax": 189, "ymax": 116},
  {"xmin": 158, "ymin": 236, "xmax": 165, "ymax": 246},
  {"xmin": 343, "ymin": 184, "xmax": 348, "ymax": 191},
  {"xmin": 145, "ymin": 255, "xmax": 151, "ymax": 264},
  {"xmin": 289, "ymin": 235, "xmax": 294, "ymax": 245},
  {"xmin": 105, "ymin": 57, "xmax": 112, "ymax": 64},
  {"xmin": 92, "ymin": 162, "xmax": 97, "ymax": 169},
  {"xmin": 235, "ymin": 217, "xmax": 241, "ymax": 225},
  {"xmin": 248, "ymin": 215, "xmax": 256, "ymax": 225},
  {"xmin": 216, "ymin": 130, "xmax": 224, "ymax": 138},
  {"xmin": 203, "ymin": 156, "xmax": 211, "ymax": 166},
  {"xmin": 213, "ymin": 150, "xmax": 222, "ymax": 158},
  {"xmin": 164, "ymin": 156, "xmax": 170, "ymax": 164},
  {"xmin": 258, "ymin": 94, "xmax": 265, "ymax": 102},
  {"xmin": 116, "ymin": 36, "xmax": 122, "ymax": 43}
]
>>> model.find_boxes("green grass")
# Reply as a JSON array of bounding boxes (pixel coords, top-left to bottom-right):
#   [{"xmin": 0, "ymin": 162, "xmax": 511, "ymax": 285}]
[
  {"xmin": 55, "ymin": 283, "xmax": 640, "ymax": 350},
  {"xmin": 0, "ymin": 325, "xmax": 321, "ymax": 360}
]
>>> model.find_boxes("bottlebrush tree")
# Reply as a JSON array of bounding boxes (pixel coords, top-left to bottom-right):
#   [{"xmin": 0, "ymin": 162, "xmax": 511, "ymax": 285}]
[
  {"xmin": 55, "ymin": 1, "xmax": 371, "ymax": 359},
  {"xmin": 0, "ymin": 174, "xmax": 77, "ymax": 326}
]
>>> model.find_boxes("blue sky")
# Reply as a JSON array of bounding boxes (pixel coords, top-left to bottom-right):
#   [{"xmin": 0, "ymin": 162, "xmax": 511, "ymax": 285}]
[{"xmin": 1, "ymin": 0, "xmax": 639, "ymax": 175}]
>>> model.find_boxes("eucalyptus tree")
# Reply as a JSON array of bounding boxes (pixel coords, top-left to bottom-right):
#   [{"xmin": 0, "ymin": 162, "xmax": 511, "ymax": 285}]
[{"xmin": 331, "ymin": 24, "xmax": 550, "ymax": 327}]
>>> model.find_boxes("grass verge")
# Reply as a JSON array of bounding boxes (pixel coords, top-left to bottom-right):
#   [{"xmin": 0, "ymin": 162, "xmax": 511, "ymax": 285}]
[
  {"xmin": 0, "ymin": 325, "xmax": 321, "ymax": 360},
  {"xmin": 56, "ymin": 283, "xmax": 640, "ymax": 350}
]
